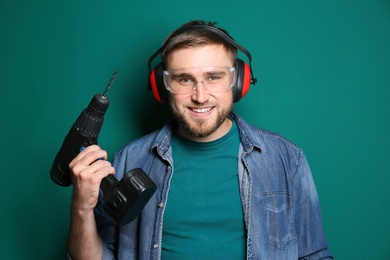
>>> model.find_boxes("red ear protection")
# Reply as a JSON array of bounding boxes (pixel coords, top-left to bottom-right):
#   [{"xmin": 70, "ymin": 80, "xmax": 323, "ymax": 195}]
[
  {"xmin": 149, "ymin": 63, "xmax": 167, "ymax": 104},
  {"xmin": 148, "ymin": 25, "xmax": 257, "ymax": 103},
  {"xmin": 233, "ymin": 59, "xmax": 252, "ymax": 103}
]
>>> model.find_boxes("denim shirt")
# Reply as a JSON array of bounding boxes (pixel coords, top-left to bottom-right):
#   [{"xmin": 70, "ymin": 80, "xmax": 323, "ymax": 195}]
[{"xmin": 95, "ymin": 112, "xmax": 333, "ymax": 259}]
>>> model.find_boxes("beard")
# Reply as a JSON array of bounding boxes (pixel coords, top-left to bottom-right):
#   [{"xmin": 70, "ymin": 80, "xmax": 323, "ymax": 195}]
[{"xmin": 170, "ymin": 102, "xmax": 233, "ymax": 138}]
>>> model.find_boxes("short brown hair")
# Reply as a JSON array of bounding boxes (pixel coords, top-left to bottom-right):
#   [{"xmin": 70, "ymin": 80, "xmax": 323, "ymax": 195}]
[{"xmin": 161, "ymin": 20, "xmax": 238, "ymax": 66}]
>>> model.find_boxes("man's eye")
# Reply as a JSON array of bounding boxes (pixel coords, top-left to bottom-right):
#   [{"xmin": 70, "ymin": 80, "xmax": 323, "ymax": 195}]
[
  {"xmin": 207, "ymin": 75, "xmax": 222, "ymax": 83},
  {"xmin": 177, "ymin": 77, "xmax": 192, "ymax": 85}
]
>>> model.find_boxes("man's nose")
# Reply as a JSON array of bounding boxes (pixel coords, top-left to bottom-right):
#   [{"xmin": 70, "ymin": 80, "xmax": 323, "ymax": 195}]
[{"xmin": 191, "ymin": 81, "xmax": 209, "ymax": 103}]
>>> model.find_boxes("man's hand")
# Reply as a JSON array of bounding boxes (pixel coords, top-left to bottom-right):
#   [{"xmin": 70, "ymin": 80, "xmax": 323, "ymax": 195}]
[{"xmin": 69, "ymin": 145, "xmax": 115, "ymax": 213}]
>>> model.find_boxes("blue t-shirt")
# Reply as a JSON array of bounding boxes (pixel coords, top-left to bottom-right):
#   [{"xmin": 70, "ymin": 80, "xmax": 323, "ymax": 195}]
[{"xmin": 161, "ymin": 121, "xmax": 246, "ymax": 259}]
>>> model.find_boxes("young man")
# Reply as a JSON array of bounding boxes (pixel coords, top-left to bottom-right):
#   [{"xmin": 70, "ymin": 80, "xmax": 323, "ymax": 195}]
[{"xmin": 67, "ymin": 20, "xmax": 333, "ymax": 259}]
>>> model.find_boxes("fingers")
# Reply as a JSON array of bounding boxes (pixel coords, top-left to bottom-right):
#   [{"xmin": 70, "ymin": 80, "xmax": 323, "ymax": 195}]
[
  {"xmin": 70, "ymin": 145, "xmax": 108, "ymax": 169},
  {"xmin": 75, "ymin": 160, "xmax": 114, "ymax": 182},
  {"xmin": 69, "ymin": 145, "xmax": 115, "ymax": 212},
  {"xmin": 70, "ymin": 145, "xmax": 115, "ymax": 180}
]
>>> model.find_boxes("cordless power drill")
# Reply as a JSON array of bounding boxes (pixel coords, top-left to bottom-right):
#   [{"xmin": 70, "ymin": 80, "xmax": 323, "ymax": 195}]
[{"xmin": 50, "ymin": 71, "xmax": 157, "ymax": 225}]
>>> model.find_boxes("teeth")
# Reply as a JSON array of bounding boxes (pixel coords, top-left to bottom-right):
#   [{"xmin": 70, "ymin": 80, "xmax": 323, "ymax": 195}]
[{"xmin": 192, "ymin": 107, "xmax": 212, "ymax": 113}]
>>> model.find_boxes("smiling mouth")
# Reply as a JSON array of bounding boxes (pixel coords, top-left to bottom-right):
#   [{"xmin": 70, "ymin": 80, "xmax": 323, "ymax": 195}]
[{"xmin": 189, "ymin": 107, "xmax": 213, "ymax": 113}]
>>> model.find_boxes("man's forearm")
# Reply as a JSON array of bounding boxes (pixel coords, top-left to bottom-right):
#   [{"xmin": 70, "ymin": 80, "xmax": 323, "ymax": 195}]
[{"xmin": 67, "ymin": 207, "xmax": 102, "ymax": 260}]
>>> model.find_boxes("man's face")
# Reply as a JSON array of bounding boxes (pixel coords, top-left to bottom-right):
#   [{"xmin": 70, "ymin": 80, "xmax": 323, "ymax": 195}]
[{"xmin": 166, "ymin": 44, "xmax": 234, "ymax": 142}]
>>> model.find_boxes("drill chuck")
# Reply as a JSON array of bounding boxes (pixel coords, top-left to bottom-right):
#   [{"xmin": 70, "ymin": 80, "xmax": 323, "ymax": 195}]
[{"xmin": 74, "ymin": 94, "xmax": 109, "ymax": 137}]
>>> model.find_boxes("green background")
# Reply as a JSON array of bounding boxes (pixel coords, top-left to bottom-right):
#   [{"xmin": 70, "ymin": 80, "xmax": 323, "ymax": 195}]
[{"xmin": 1, "ymin": 0, "xmax": 389, "ymax": 259}]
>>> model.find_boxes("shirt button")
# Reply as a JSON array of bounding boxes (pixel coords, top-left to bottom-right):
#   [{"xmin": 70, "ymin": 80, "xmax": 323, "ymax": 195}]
[
  {"xmin": 153, "ymin": 243, "xmax": 159, "ymax": 249},
  {"xmin": 158, "ymin": 202, "xmax": 164, "ymax": 208}
]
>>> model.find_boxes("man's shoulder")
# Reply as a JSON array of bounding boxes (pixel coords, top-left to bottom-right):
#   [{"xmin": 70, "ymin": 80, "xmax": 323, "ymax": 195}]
[
  {"xmin": 115, "ymin": 122, "xmax": 172, "ymax": 156},
  {"xmin": 249, "ymin": 123, "xmax": 300, "ymax": 147},
  {"xmin": 232, "ymin": 113, "xmax": 302, "ymax": 154},
  {"xmin": 118, "ymin": 129, "xmax": 162, "ymax": 153}
]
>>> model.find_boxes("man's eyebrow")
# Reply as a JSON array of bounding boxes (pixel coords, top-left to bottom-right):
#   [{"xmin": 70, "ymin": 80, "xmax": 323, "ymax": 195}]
[
  {"xmin": 170, "ymin": 68, "xmax": 227, "ymax": 78},
  {"xmin": 170, "ymin": 72, "xmax": 193, "ymax": 79},
  {"xmin": 205, "ymin": 70, "xmax": 227, "ymax": 75}
]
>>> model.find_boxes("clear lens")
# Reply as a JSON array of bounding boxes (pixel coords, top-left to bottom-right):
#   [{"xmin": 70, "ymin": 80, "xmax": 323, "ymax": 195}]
[{"xmin": 163, "ymin": 66, "xmax": 235, "ymax": 95}]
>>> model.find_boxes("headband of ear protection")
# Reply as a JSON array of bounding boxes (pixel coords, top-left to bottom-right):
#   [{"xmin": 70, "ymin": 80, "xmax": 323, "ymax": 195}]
[{"xmin": 148, "ymin": 24, "xmax": 257, "ymax": 103}]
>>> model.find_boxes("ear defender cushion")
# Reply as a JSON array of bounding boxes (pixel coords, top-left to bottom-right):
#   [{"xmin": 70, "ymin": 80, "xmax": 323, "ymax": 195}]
[
  {"xmin": 233, "ymin": 59, "xmax": 252, "ymax": 103},
  {"xmin": 149, "ymin": 62, "xmax": 168, "ymax": 103}
]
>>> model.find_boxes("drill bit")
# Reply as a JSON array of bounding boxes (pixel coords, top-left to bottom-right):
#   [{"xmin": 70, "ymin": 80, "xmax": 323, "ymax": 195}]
[{"xmin": 103, "ymin": 70, "xmax": 118, "ymax": 96}]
